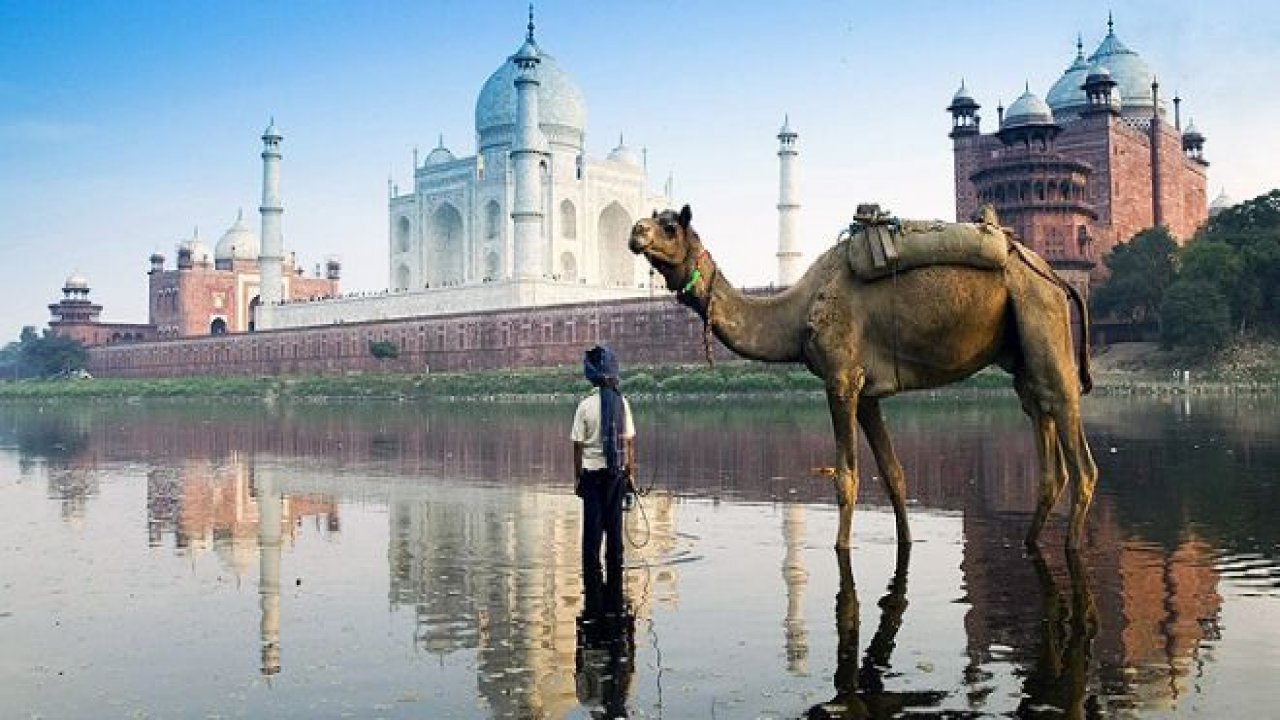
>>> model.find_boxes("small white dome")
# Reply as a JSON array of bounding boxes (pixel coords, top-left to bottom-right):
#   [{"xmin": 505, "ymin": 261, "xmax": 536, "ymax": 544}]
[
  {"xmin": 64, "ymin": 271, "xmax": 89, "ymax": 290},
  {"xmin": 424, "ymin": 145, "xmax": 456, "ymax": 166},
  {"xmin": 1003, "ymin": 88, "xmax": 1056, "ymax": 128},
  {"xmin": 1209, "ymin": 190, "xmax": 1235, "ymax": 216},
  {"xmin": 183, "ymin": 229, "xmax": 212, "ymax": 265},
  {"xmin": 215, "ymin": 210, "xmax": 260, "ymax": 261},
  {"xmin": 951, "ymin": 81, "xmax": 977, "ymax": 106},
  {"xmin": 607, "ymin": 136, "xmax": 641, "ymax": 167}
]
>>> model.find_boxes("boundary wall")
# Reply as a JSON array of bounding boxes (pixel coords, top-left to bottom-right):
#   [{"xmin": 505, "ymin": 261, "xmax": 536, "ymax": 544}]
[{"xmin": 87, "ymin": 294, "xmax": 752, "ymax": 378}]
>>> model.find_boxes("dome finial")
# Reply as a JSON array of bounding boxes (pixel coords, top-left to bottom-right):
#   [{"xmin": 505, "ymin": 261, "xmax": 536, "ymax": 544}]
[
  {"xmin": 437, "ymin": 133, "xmax": 445, "ymax": 148},
  {"xmin": 1107, "ymin": 11, "xmax": 1114, "ymax": 34},
  {"xmin": 527, "ymin": 3, "xmax": 535, "ymax": 42},
  {"xmin": 1076, "ymin": 33, "xmax": 1084, "ymax": 58}
]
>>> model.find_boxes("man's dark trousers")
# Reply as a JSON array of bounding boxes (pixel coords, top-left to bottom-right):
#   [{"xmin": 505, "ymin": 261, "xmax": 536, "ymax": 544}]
[{"xmin": 580, "ymin": 468, "xmax": 625, "ymax": 580}]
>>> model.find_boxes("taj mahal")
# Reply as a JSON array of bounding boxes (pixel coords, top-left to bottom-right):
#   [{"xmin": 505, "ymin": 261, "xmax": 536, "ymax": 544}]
[
  {"xmin": 254, "ymin": 11, "xmax": 801, "ymax": 332},
  {"xmin": 49, "ymin": 10, "xmax": 802, "ymax": 345}
]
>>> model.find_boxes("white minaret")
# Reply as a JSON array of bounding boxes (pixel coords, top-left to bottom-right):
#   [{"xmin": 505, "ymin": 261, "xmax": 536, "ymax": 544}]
[
  {"xmin": 258, "ymin": 119, "xmax": 285, "ymax": 307},
  {"xmin": 510, "ymin": 12, "xmax": 546, "ymax": 279},
  {"xmin": 776, "ymin": 116, "xmax": 802, "ymax": 286},
  {"xmin": 256, "ymin": 463, "xmax": 283, "ymax": 676}
]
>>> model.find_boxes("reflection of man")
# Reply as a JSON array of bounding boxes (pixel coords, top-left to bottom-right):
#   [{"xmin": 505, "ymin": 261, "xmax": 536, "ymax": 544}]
[
  {"xmin": 571, "ymin": 345, "xmax": 636, "ymax": 582},
  {"xmin": 576, "ymin": 568, "xmax": 636, "ymax": 718}
]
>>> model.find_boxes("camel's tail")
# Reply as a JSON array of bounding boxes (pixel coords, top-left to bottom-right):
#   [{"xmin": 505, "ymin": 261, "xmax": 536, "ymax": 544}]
[
  {"xmin": 1009, "ymin": 241, "xmax": 1094, "ymax": 395},
  {"xmin": 1063, "ymin": 280, "xmax": 1093, "ymax": 395}
]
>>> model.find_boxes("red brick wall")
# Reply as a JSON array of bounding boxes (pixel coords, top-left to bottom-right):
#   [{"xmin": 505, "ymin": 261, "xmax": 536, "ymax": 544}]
[{"xmin": 87, "ymin": 295, "xmax": 740, "ymax": 378}]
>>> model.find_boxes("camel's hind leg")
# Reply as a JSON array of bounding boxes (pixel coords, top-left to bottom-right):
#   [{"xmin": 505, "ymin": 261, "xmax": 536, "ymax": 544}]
[
  {"xmin": 857, "ymin": 397, "xmax": 912, "ymax": 545},
  {"xmin": 824, "ymin": 368, "xmax": 865, "ymax": 550},
  {"xmin": 1016, "ymin": 376, "xmax": 1067, "ymax": 548},
  {"xmin": 1006, "ymin": 260, "xmax": 1099, "ymax": 549},
  {"xmin": 1055, "ymin": 401, "xmax": 1097, "ymax": 549}
]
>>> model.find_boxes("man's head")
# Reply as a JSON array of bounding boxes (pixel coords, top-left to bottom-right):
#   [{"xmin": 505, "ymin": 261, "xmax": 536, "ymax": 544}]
[{"xmin": 583, "ymin": 345, "xmax": 620, "ymax": 388}]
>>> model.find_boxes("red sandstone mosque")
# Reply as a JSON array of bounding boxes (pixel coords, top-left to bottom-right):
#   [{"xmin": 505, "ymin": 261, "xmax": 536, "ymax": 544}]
[{"xmin": 948, "ymin": 15, "xmax": 1213, "ymax": 296}]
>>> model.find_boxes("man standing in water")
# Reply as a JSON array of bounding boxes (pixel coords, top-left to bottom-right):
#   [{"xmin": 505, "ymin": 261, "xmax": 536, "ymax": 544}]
[{"xmin": 571, "ymin": 345, "xmax": 636, "ymax": 582}]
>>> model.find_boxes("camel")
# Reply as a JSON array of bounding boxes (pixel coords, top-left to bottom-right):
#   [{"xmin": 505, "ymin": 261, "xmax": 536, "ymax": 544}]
[{"xmin": 629, "ymin": 205, "xmax": 1098, "ymax": 550}]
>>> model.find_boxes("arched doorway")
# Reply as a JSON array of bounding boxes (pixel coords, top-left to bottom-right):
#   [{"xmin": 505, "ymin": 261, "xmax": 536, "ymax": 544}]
[
  {"xmin": 560, "ymin": 251, "xmax": 578, "ymax": 282},
  {"xmin": 597, "ymin": 202, "xmax": 634, "ymax": 286},
  {"xmin": 248, "ymin": 296, "xmax": 260, "ymax": 332},
  {"xmin": 395, "ymin": 264, "xmax": 411, "ymax": 291},
  {"xmin": 428, "ymin": 203, "xmax": 465, "ymax": 285},
  {"xmin": 395, "ymin": 216, "xmax": 412, "ymax": 253},
  {"xmin": 210, "ymin": 318, "xmax": 228, "ymax": 335}
]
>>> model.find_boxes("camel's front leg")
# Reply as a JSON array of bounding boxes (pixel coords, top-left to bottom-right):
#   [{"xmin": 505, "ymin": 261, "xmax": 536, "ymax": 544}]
[
  {"xmin": 857, "ymin": 398, "xmax": 912, "ymax": 545},
  {"xmin": 825, "ymin": 368, "xmax": 864, "ymax": 550}
]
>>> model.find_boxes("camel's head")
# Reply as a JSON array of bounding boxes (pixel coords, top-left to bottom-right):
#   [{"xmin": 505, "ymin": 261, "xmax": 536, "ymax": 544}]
[{"xmin": 629, "ymin": 205, "xmax": 704, "ymax": 293}]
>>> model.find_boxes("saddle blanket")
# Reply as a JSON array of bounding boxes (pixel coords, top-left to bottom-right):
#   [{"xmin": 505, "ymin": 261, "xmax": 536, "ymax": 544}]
[{"xmin": 847, "ymin": 219, "xmax": 1011, "ymax": 282}]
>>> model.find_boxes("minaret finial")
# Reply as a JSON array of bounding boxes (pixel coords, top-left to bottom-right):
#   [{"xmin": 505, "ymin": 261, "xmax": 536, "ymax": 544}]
[
  {"xmin": 1107, "ymin": 11, "xmax": 1114, "ymax": 34},
  {"xmin": 527, "ymin": 3, "xmax": 535, "ymax": 42},
  {"xmin": 1076, "ymin": 33, "xmax": 1084, "ymax": 57}
]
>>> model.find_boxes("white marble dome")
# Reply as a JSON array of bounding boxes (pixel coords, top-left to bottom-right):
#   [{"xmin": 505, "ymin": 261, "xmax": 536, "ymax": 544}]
[
  {"xmin": 1046, "ymin": 43, "xmax": 1091, "ymax": 112},
  {"xmin": 424, "ymin": 145, "xmax": 456, "ymax": 166},
  {"xmin": 215, "ymin": 210, "xmax": 259, "ymax": 261},
  {"xmin": 1087, "ymin": 27, "xmax": 1156, "ymax": 112},
  {"xmin": 64, "ymin": 271, "xmax": 89, "ymax": 290},
  {"xmin": 1003, "ymin": 89, "xmax": 1056, "ymax": 128},
  {"xmin": 474, "ymin": 40, "xmax": 586, "ymax": 150},
  {"xmin": 607, "ymin": 137, "xmax": 641, "ymax": 167}
]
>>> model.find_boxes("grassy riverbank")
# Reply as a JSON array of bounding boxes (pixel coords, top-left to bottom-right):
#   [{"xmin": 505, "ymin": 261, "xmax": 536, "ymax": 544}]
[
  {"xmin": 0, "ymin": 361, "xmax": 990, "ymax": 401},
  {"xmin": 1, "ymin": 341, "xmax": 1275, "ymax": 401}
]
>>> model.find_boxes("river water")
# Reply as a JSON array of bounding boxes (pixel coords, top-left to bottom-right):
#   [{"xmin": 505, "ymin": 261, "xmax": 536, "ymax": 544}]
[{"xmin": 1, "ymin": 393, "xmax": 1277, "ymax": 718}]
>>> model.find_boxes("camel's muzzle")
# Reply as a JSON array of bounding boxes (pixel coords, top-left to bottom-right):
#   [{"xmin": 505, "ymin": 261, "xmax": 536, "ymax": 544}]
[{"xmin": 628, "ymin": 226, "xmax": 652, "ymax": 254}]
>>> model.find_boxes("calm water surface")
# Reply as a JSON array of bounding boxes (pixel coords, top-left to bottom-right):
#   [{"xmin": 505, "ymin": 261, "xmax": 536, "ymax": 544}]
[{"xmin": 1, "ymin": 394, "xmax": 1278, "ymax": 718}]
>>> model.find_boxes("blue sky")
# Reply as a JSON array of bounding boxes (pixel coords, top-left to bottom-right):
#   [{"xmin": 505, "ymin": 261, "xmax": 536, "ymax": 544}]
[{"xmin": 2, "ymin": 0, "xmax": 1277, "ymax": 344}]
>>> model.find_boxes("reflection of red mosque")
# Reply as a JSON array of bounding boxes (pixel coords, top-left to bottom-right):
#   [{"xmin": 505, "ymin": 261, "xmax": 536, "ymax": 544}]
[
  {"xmin": 146, "ymin": 455, "xmax": 339, "ymax": 575},
  {"xmin": 960, "ymin": 506, "xmax": 1222, "ymax": 713}
]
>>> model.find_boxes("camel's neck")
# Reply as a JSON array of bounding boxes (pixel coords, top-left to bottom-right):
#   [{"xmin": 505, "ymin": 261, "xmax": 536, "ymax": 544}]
[{"xmin": 683, "ymin": 255, "xmax": 814, "ymax": 363}]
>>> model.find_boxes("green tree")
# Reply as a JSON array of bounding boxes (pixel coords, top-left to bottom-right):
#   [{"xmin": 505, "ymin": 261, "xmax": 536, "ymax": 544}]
[
  {"xmin": 1090, "ymin": 226, "xmax": 1179, "ymax": 327},
  {"xmin": 1160, "ymin": 280, "xmax": 1232, "ymax": 350},
  {"xmin": 11, "ymin": 327, "xmax": 89, "ymax": 378},
  {"xmin": 1194, "ymin": 190, "xmax": 1280, "ymax": 334},
  {"xmin": 1178, "ymin": 239, "xmax": 1256, "ymax": 334},
  {"xmin": 368, "ymin": 339, "xmax": 400, "ymax": 359}
]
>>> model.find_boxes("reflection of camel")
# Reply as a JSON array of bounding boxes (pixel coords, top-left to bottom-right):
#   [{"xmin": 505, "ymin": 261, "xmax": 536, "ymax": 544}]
[
  {"xmin": 1019, "ymin": 549, "xmax": 1098, "ymax": 718},
  {"xmin": 630, "ymin": 206, "xmax": 1097, "ymax": 549},
  {"xmin": 807, "ymin": 545, "xmax": 946, "ymax": 718}
]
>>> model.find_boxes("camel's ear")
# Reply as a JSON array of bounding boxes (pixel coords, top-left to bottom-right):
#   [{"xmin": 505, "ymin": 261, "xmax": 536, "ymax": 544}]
[{"xmin": 678, "ymin": 204, "xmax": 692, "ymax": 229}]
